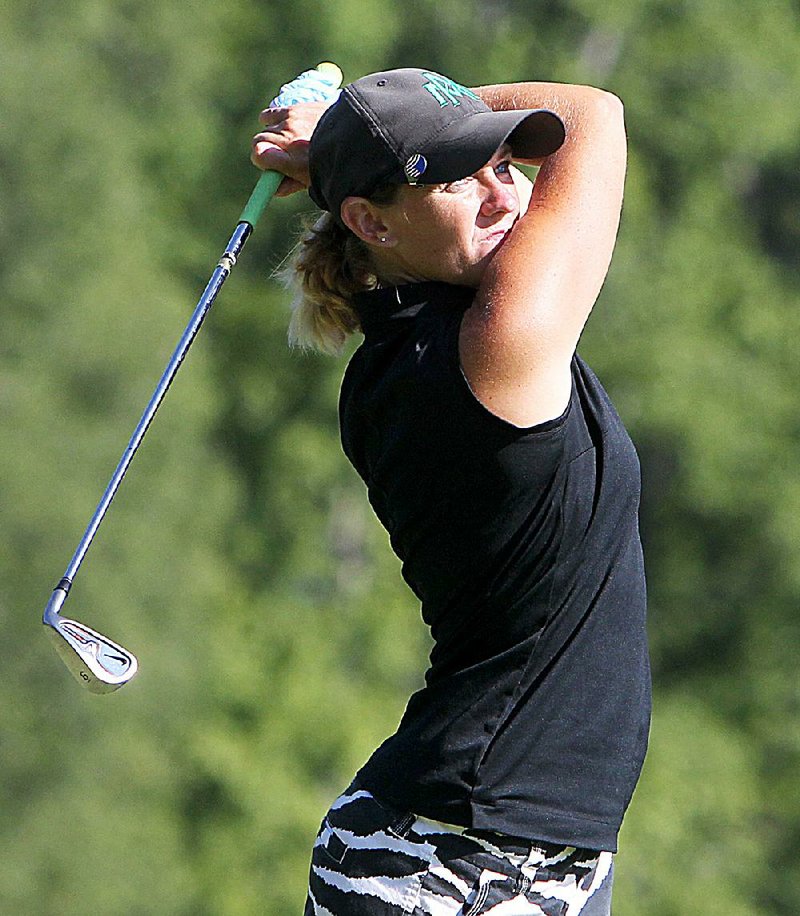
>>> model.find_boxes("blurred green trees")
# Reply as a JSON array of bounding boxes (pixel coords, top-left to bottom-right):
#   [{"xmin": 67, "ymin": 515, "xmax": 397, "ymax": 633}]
[{"xmin": 2, "ymin": 1, "xmax": 799, "ymax": 913}]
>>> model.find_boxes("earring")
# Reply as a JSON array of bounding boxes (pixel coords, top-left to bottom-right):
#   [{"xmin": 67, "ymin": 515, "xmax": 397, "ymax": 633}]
[{"xmin": 379, "ymin": 236, "xmax": 387, "ymax": 244}]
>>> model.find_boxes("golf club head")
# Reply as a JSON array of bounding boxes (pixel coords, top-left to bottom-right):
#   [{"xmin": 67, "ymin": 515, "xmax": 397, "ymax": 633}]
[{"xmin": 43, "ymin": 587, "xmax": 138, "ymax": 694}]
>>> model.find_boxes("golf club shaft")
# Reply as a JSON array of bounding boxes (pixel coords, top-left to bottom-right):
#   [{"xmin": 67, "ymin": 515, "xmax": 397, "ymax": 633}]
[
  {"xmin": 59, "ymin": 219, "xmax": 254, "ymax": 592},
  {"xmin": 48, "ymin": 60, "xmax": 342, "ymax": 609},
  {"xmin": 42, "ymin": 62, "xmax": 343, "ymax": 692}
]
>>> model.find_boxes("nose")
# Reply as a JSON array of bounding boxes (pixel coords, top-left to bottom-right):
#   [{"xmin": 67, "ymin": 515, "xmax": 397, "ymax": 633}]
[{"xmin": 477, "ymin": 169, "xmax": 517, "ymax": 219}]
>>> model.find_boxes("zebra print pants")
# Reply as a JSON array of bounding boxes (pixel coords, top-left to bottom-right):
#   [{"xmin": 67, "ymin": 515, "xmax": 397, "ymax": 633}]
[{"xmin": 304, "ymin": 785, "xmax": 614, "ymax": 915}]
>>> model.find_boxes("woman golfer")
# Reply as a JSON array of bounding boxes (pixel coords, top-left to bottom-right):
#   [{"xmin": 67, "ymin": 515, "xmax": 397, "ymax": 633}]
[{"xmin": 252, "ymin": 68, "xmax": 649, "ymax": 916}]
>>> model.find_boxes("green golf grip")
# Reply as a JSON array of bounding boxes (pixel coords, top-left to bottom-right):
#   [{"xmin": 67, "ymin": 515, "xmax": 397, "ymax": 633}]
[{"xmin": 238, "ymin": 169, "xmax": 283, "ymax": 227}]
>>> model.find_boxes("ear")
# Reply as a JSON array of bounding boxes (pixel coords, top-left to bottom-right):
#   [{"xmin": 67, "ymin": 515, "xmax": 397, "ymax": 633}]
[{"xmin": 340, "ymin": 197, "xmax": 395, "ymax": 247}]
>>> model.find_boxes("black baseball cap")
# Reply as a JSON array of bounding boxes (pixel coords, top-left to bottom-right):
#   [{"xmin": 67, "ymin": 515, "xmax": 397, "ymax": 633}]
[{"xmin": 308, "ymin": 68, "xmax": 565, "ymax": 223}]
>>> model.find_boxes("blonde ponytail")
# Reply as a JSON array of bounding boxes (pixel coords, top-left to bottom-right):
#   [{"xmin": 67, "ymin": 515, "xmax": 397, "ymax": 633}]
[{"xmin": 278, "ymin": 211, "xmax": 379, "ymax": 356}]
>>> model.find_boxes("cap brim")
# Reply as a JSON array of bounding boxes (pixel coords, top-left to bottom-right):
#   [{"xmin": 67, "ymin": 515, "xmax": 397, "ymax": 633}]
[{"xmin": 419, "ymin": 108, "xmax": 565, "ymax": 184}]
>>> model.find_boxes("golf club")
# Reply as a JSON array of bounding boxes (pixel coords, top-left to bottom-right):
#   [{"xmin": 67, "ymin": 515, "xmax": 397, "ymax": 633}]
[{"xmin": 43, "ymin": 62, "xmax": 344, "ymax": 694}]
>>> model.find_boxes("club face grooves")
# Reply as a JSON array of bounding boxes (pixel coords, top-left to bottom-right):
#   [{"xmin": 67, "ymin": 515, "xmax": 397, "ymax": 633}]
[{"xmin": 43, "ymin": 589, "xmax": 138, "ymax": 693}]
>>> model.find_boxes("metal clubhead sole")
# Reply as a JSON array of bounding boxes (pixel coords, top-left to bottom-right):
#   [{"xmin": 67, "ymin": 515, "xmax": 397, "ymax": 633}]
[{"xmin": 43, "ymin": 588, "xmax": 138, "ymax": 693}]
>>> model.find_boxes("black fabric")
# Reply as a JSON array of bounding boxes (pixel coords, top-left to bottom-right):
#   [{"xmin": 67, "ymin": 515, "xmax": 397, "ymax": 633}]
[{"xmin": 339, "ymin": 281, "xmax": 650, "ymax": 853}]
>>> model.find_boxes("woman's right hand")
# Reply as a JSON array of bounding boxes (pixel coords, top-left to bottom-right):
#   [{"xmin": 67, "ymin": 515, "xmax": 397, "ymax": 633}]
[{"xmin": 250, "ymin": 101, "xmax": 331, "ymax": 197}]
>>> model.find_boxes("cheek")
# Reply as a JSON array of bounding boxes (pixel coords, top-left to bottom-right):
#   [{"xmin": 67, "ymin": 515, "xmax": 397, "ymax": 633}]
[
  {"xmin": 396, "ymin": 196, "xmax": 479, "ymax": 266},
  {"xmin": 433, "ymin": 203, "xmax": 479, "ymax": 252}
]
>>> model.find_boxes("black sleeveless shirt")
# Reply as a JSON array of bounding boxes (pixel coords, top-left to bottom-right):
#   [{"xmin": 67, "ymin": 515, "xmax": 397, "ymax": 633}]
[{"xmin": 339, "ymin": 281, "xmax": 650, "ymax": 852}]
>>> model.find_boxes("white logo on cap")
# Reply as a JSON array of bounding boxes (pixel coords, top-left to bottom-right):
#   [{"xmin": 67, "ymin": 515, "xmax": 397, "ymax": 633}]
[{"xmin": 404, "ymin": 154, "xmax": 428, "ymax": 184}]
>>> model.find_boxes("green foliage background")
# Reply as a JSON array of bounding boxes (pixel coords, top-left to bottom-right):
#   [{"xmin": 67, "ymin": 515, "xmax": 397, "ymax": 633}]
[{"xmin": 2, "ymin": 1, "xmax": 799, "ymax": 913}]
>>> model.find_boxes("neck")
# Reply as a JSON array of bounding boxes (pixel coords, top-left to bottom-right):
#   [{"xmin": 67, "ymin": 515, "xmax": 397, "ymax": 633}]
[{"xmin": 370, "ymin": 249, "xmax": 426, "ymax": 287}]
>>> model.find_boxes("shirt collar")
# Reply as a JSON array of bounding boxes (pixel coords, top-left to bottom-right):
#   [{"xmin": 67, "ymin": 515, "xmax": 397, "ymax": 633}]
[{"xmin": 353, "ymin": 281, "xmax": 475, "ymax": 338}]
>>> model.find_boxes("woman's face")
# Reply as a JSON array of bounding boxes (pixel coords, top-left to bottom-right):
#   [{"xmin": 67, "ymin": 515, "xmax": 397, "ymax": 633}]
[{"xmin": 375, "ymin": 145, "xmax": 523, "ymax": 288}]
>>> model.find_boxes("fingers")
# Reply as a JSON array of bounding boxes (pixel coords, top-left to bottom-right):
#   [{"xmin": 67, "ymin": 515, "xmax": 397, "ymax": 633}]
[
  {"xmin": 274, "ymin": 177, "xmax": 305, "ymax": 198},
  {"xmin": 250, "ymin": 137, "xmax": 290, "ymax": 170},
  {"xmin": 250, "ymin": 134, "xmax": 309, "ymax": 165},
  {"xmin": 250, "ymin": 133, "xmax": 311, "ymax": 195},
  {"xmin": 258, "ymin": 99, "xmax": 332, "ymax": 128},
  {"xmin": 250, "ymin": 101, "xmax": 330, "ymax": 194},
  {"xmin": 258, "ymin": 106, "xmax": 290, "ymax": 126}
]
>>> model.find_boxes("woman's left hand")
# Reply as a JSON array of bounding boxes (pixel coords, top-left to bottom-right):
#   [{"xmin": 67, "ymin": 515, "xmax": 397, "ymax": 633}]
[{"xmin": 250, "ymin": 101, "xmax": 330, "ymax": 197}]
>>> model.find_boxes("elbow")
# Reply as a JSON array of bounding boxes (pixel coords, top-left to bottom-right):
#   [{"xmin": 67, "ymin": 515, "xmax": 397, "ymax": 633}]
[
  {"xmin": 585, "ymin": 86, "xmax": 625, "ymax": 124},
  {"xmin": 605, "ymin": 91, "xmax": 626, "ymax": 148},
  {"xmin": 556, "ymin": 84, "xmax": 625, "ymax": 142},
  {"xmin": 579, "ymin": 87, "xmax": 626, "ymax": 147},
  {"xmin": 603, "ymin": 89, "xmax": 625, "ymax": 126}
]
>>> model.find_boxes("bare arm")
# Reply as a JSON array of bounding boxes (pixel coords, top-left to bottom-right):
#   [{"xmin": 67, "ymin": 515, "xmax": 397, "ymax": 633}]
[{"xmin": 460, "ymin": 82, "xmax": 627, "ymax": 427}]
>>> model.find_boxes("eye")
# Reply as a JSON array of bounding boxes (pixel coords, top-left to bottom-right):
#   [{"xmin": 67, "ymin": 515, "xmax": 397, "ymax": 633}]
[{"xmin": 495, "ymin": 159, "xmax": 513, "ymax": 179}]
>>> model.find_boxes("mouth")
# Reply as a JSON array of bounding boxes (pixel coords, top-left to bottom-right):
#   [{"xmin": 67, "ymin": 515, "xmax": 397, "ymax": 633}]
[{"xmin": 480, "ymin": 225, "xmax": 513, "ymax": 250}]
